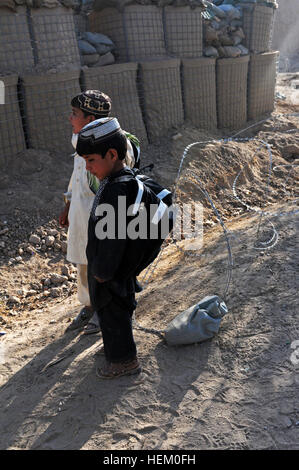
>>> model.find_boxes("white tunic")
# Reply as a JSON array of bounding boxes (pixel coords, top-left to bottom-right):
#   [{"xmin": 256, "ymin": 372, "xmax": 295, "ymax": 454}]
[{"xmin": 66, "ymin": 153, "xmax": 95, "ymax": 265}]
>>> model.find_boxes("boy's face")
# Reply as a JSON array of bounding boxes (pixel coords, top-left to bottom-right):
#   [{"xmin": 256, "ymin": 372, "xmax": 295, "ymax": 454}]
[
  {"xmin": 69, "ymin": 107, "xmax": 94, "ymax": 134},
  {"xmin": 83, "ymin": 150, "xmax": 121, "ymax": 180}
]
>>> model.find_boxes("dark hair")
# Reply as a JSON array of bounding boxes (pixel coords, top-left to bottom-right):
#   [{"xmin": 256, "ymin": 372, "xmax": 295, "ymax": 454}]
[{"xmin": 77, "ymin": 131, "xmax": 128, "ymax": 161}]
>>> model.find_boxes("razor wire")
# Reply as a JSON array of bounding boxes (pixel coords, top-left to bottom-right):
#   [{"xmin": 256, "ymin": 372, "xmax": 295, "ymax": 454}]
[{"xmin": 133, "ymin": 112, "xmax": 299, "ymax": 338}]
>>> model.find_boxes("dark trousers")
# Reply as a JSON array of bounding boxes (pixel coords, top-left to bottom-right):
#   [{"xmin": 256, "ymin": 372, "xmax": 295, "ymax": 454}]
[{"xmin": 89, "ymin": 275, "xmax": 137, "ymax": 363}]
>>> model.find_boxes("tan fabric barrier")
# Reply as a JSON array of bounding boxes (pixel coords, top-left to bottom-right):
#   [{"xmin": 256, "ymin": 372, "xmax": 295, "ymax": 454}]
[
  {"xmin": 248, "ymin": 51, "xmax": 278, "ymax": 120},
  {"xmin": 21, "ymin": 70, "xmax": 81, "ymax": 152},
  {"xmin": 0, "ymin": 6, "xmax": 34, "ymax": 74},
  {"xmin": 182, "ymin": 58, "xmax": 217, "ymax": 129},
  {"xmin": 0, "ymin": 74, "xmax": 26, "ymax": 167},
  {"xmin": 164, "ymin": 6, "xmax": 203, "ymax": 58},
  {"xmin": 88, "ymin": 8, "xmax": 127, "ymax": 62},
  {"xmin": 140, "ymin": 59, "xmax": 183, "ymax": 142},
  {"xmin": 31, "ymin": 7, "xmax": 80, "ymax": 69},
  {"xmin": 82, "ymin": 63, "xmax": 148, "ymax": 146},
  {"xmin": 216, "ymin": 56, "xmax": 249, "ymax": 129},
  {"xmin": 242, "ymin": 5, "xmax": 275, "ymax": 54}
]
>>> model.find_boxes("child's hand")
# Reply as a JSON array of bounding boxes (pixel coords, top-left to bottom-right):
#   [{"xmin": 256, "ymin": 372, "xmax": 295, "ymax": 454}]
[{"xmin": 59, "ymin": 201, "xmax": 70, "ymax": 228}]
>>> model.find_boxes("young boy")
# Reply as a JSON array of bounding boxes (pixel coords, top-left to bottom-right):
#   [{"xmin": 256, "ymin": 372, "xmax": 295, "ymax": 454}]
[
  {"xmin": 76, "ymin": 118, "xmax": 146, "ymax": 378},
  {"xmin": 59, "ymin": 90, "xmax": 140, "ymax": 334}
]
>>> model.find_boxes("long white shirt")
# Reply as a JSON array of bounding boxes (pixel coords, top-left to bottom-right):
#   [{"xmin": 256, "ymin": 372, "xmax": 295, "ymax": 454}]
[{"xmin": 65, "ymin": 138, "xmax": 135, "ymax": 265}]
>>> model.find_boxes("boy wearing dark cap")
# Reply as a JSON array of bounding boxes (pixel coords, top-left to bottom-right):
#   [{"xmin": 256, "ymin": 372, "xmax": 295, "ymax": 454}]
[
  {"xmin": 76, "ymin": 118, "xmax": 143, "ymax": 379},
  {"xmin": 59, "ymin": 91, "xmax": 140, "ymax": 334}
]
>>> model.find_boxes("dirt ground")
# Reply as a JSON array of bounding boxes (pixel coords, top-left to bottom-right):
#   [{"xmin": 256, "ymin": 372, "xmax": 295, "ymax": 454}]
[{"xmin": 0, "ymin": 74, "xmax": 298, "ymax": 450}]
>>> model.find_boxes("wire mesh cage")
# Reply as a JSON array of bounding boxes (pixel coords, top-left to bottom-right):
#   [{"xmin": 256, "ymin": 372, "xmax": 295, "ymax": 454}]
[
  {"xmin": 21, "ymin": 69, "xmax": 81, "ymax": 153},
  {"xmin": 248, "ymin": 51, "xmax": 279, "ymax": 120},
  {"xmin": 182, "ymin": 57, "xmax": 217, "ymax": 129},
  {"xmin": 216, "ymin": 56, "xmax": 249, "ymax": 129},
  {"xmin": 31, "ymin": 7, "xmax": 81, "ymax": 70},
  {"xmin": 139, "ymin": 58, "xmax": 184, "ymax": 142},
  {"xmin": 0, "ymin": 74, "xmax": 26, "ymax": 167},
  {"xmin": 0, "ymin": 6, "xmax": 34, "ymax": 74},
  {"xmin": 82, "ymin": 62, "xmax": 148, "ymax": 147},
  {"xmin": 164, "ymin": 6, "xmax": 203, "ymax": 59},
  {"xmin": 242, "ymin": 4, "xmax": 275, "ymax": 54}
]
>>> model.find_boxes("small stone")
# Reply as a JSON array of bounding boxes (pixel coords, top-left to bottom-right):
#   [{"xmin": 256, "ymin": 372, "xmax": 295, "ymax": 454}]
[
  {"xmin": 15, "ymin": 256, "xmax": 23, "ymax": 263},
  {"xmin": 172, "ymin": 133, "xmax": 182, "ymax": 141},
  {"xmin": 8, "ymin": 296, "xmax": 21, "ymax": 304},
  {"xmin": 41, "ymin": 245, "xmax": 47, "ymax": 252},
  {"xmin": 50, "ymin": 273, "xmax": 68, "ymax": 285},
  {"xmin": 47, "ymin": 229, "xmax": 58, "ymax": 237},
  {"xmin": 60, "ymin": 241, "xmax": 67, "ymax": 253},
  {"xmin": 0, "ymin": 316, "xmax": 6, "ymax": 324},
  {"xmin": 9, "ymin": 258, "xmax": 15, "ymax": 264},
  {"xmin": 49, "ymin": 319, "xmax": 56, "ymax": 324},
  {"xmin": 26, "ymin": 289, "xmax": 37, "ymax": 297},
  {"xmin": 45, "ymin": 236, "xmax": 55, "ymax": 247},
  {"xmin": 0, "ymin": 241, "xmax": 5, "ymax": 248},
  {"xmin": 29, "ymin": 234, "xmax": 41, "ymax": 245},
  {"xmin": 0, "ymin": 227, "xmax": 9, "ymax": 235},
  {"xmin": 54, "ymin": 242, "xmax": 61, "ymax": 251},
  {"xmin": 61, "ymin": 265, "xmax": 70, "ymax": 276},
  {"xmin": 18, "ymin": 247, "xmax": 24, "ymax": 255},
  {"xmin": 26, "ymin": 245, "xmax": 36, "ymax": 254},
  {"xmin": 43, "ymin": 278, "xmax": 51, "ymax": 287},
  {"xmin": 49, "ymin": 287, "xmax": 61, "ymax": 298}
]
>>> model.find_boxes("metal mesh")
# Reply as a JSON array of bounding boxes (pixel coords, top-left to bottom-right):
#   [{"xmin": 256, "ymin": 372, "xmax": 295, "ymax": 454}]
[
  {"xmin": 242, "ymin": 4, "xmax": 275, "ymax": 54},
  {"xmin": 82, "ymin": 63, "xmax": 148, "ymax": 147},
  {"xmin": 0, "ymin": 74, "xmax": 26, "ymax": 167},
  {"xmin": 164, "ymin": 6, "xmax": 203, "ymax": 58},
  {"xmin": 182, "ymin": 57, "xmax": 217, "ymax": 129},
  {"xmin": 21, "ymin": 70, "xmax": 81, "ymax": 152},
  {"xmin": 88, "ymin": 8, "xmax": 127, "ymax": 62},
  {"xmin": 248, "ymin": 51, "xmax": 279, "ymax": 120},
  {"xmin": 0, "ymin": 6, "xmax": 34, "ymax": 74},
  {"xmin": 31, "ymin": 7, "xmax": 80, "ymax": 69},
  {"xmin": 123, "ymin": 5, "xmax": 167, "ymax": 61},
  {"xmin": 216, "ymin": 56, "xmax": 249, "ymax": 129},
  {"xmin": 139, "ymin": 58, "xmax": 184, "ymax": 142}
]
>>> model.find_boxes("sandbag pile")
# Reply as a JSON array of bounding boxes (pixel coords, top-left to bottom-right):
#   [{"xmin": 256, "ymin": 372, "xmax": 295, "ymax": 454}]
[
  {"xmin": 78, "ymin": 32, "xmax": 115, "ymax": 67},
  {"xmin": 203, "ymin": 1, "xmax": 248, "ymax": 58},
  {"xmin": 0, "ymin": 0, "xmax": 80, "ymax": 9}
]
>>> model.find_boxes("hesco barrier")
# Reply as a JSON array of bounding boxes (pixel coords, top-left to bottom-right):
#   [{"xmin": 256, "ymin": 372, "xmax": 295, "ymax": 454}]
[
  {"xmin": 21, "ymin": 70, "xmax": 81, "ymax": 152},
  {"xmin": 139, "ymin": 59, "xmax": 183, "ymax": 142},
  {"xmin": 82, "ymin": 63, "xmax": 148, "ymax": 146},
  {"xmin": 242, "ymin": 4, "xmax": 275, "ymax": 54},
  {"xmin": 88, "ymin": 8, "xmax": 127, "ymax": 62},
  {"xmin": 0, "ymin": 74, "xmax": 26, "ymax": 167},
  {"xmin": 216, "ymin": 56, "xmax": 249, "ymax": 129},
  {"xmin": 31, "ymin": 7, "xmax": 80, "ymax": 69},
  {"xmin": 248, "ymin": 51, "xmax": 279, "ymax": 120},
  {"xmin": 182, "ymin": 58, "xmax": 217, "ymax": 130},
  {"xmin": 164, "ymin": 6, "xmax": 203, "ymax": 58},
  {"xmin": 89, "ymin": 5, "xmax": 167, "ymax": 62},
  {"xmin": 0, "ymin": 6, "xmax": 34, "ymax": 74}
]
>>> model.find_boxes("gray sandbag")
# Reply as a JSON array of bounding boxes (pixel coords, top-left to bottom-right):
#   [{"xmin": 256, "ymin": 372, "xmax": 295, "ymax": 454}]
[
  {"xmin": 204, "ymin": 46, "xmax": 219, "ymax": 58},
  {"xmin": 96, "ymin": 51, "xmax": 115, "ymax": 66},
  {"xmin": 82, "ymin": 53, "xmax": 100, "ymax": 65},
  {"xmin": 165, "ymin": 295, "xmax": 228, "ymax": 346},
  {"xmin": 78, "ymin": 39, "xmax": 97, "ymax": 55},
  {"xmin": 81, "ymin": 31, "xmax": 115, "ymax": 55}
]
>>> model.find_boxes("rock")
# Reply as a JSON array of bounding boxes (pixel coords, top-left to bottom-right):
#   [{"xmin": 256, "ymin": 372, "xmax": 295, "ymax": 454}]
[
  {"xmin": 61, "ymin": 241, "xmax": 67, "ymax": 253},
  {"xmin": 8, "ymin": 258, "xmax": 15, "ymax": 264},
  {"xmin": 26, "ymin": 245, "xmax": 36, "ymax": 254},
  {"xmin": 15, "ymin": 256, "xmax": 23, "ymax": 263},
  {"xmin": 41, "ymin": 245, "xmax": 47, "ymax": 252},
  {"xmin": 61, "ymin": 265, "xmax": 70, "ymax": 276},
  {"xmin": 0, "ymin": 241, "xmax": 5, "ymax": 248},
  {"xmin": 29, "ymin": 234, "xmax": 41, "ymax": 245},
  {"xmin": 26, "ymin": 289, "xmax": 37, "ymax": 297},
  {"xmin": 47, "ymin": 228, "xmax": 59, "ymax": 237},
  {"xmin": 49, "ymin": 287, "xmax": 61, "ymax": 298},
  {"xmin": 45, "ymin": 235, "xmax": 55, "ymax": 247},
  {"xmin": 0, "ymin": 227, "xmax": 9, "ymax": 235},
  {"xmin": 43, "ymin": 278, "xmax": 51, "ymax": 287},
  {"xmin": 0, "ymin": 316, "xmax": 6, "ymax": 324},
  {"xmin": 54, "ymin": 242, "xmax": 61, "ymax": 251},
  {"xmin": 50, "ymin": 273, "xmax": 68, "ymax": 285},
  {"xmin": 8, "ymin": 295, "xmax": 21, "ymax": 304}
]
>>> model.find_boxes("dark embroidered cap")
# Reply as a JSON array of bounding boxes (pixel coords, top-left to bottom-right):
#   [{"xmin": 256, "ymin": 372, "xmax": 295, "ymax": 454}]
[{"xmin": 75, "ymin": 90, "xmax": 112, "ymax": 117}]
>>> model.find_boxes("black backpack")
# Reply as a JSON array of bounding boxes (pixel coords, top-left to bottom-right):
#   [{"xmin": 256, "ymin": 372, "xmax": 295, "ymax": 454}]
[{"xmin": 113, "ymin": 170, "xmax": 174, "ymax": 276}]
